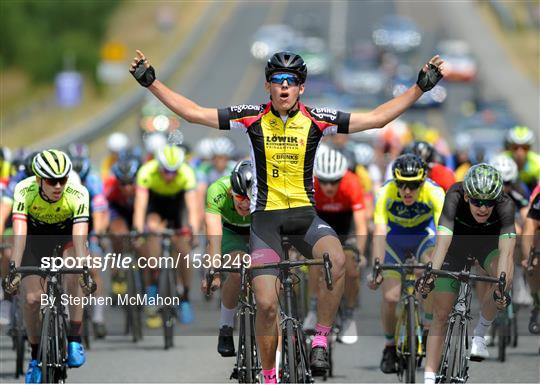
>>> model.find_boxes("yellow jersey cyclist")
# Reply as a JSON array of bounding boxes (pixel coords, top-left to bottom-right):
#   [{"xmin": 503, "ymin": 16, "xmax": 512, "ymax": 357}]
[
  {"xmin": 129, "ymin": 48, "xmax": 445, "ymax": 382},
  {"xmin": 2, "ymin": 150, "xmax": 91, "ymax": 383},
  {"xmin": 133, "ymin": 144, "xmax": 200, "ymax": 326},
  {"xmin": 503, "ymin": 125, "xmax": 540, "ymax": 192},
  {"xmin": 417, "ymin": 164, "xmax": 515, "ymax": 384},
  {"xmin": 200, "ymin": 160, "xmax": 253, "ymax": 357},
  {"xmin": 368, "ymin": 153, "xmax": 445, "ymax": 374}
]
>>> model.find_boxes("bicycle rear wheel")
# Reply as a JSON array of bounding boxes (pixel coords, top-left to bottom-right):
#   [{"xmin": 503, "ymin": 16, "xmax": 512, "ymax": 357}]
[{"xmin": 405, "ymin": 296, "xmax": 417, "ymax": 384}]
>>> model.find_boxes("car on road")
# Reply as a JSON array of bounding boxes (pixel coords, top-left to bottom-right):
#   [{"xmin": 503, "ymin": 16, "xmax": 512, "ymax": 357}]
[
  {"xmin": 436, "ymin": 39, "xmax": 477, "ymax": 82},
  {"xmin": 250, "ymin": 24, "xmax": 301, "ymax": 61},
  {"xmin": 372, "ymin": 15, "xmax": 422, "ymax": 53}
]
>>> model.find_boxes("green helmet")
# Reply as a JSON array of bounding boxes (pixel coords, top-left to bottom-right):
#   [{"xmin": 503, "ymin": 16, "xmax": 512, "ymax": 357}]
[{"xmin": 463, "ymin": 163, "xmax": 503, "ymax": 200}]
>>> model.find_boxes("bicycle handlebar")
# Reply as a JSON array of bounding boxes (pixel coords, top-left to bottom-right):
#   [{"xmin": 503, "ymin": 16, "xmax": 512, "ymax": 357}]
[
  {"xmin": 205, "ymin": 254, "xmax": 334, "ymax": 295},
  {"xmin": 7, "ymin": 260, "xmax": 96, "ymax": 295}
]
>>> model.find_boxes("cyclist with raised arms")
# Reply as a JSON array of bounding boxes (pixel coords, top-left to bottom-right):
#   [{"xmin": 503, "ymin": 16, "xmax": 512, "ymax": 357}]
[
  {"xmin": 368, "ymin": 153, "xmax": 445, "ymax": 374},
  {"xmin": 130, "ymin": 48, "xmax": 444, "ymax": 383},
  {"xmin": 2, "ymin": 150, "xmax": 91, "ymax": 383},
  {"xmin": 417, "ymin": 164, "xmax": 515, "ymax": 384},
  {"xmin": 201, "ymin": 160, "xmax": 253, "ymax": 357}
]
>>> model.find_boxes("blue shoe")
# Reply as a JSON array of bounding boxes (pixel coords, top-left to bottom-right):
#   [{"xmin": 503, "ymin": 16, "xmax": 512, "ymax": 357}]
[
  {"xmin": 146, "ymin": 284, "xmax": 158, "ymax": 299},
  {"xmin": 25, "ymin": 359, "xmax": 42, "ymax": 383},
  {"xmin": 67, "ymin": 341, "xmax": 86, "ymax": 368},
  {"xmin": 179, "ymin": 301, "xmax": 194, "ymax": 324}
]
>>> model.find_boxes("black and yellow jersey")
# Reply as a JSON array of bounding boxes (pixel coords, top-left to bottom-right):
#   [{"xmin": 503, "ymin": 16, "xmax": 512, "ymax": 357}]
[
  {"xmin": 218, "ymin": 102, "xmax": 350, "ymax": 211},
  {"xmin": 12, "ymin": 176, "xmax": 90, "ymax": 235}
]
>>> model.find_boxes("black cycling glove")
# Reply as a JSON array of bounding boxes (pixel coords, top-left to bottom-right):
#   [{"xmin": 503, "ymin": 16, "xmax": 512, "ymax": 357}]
[
  {"xmin": 416, "ymin": 63, "xmax": 443, "ymax": 92},
  {"xmin": 131, "ymin": 59, "xmax": 156, "ymax": 87}
]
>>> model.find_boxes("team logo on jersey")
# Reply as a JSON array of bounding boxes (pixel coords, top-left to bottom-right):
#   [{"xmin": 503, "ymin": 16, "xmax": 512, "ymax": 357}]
[
  {"xmin": 272, "ymin": 153, "xmax": 299, "ymax": 164},
  {"xmin": 231, "ymin": 104, "xmax": 261, "ymax": 113},
  {"xmin": 311, "ymin": 108, "xmax": 337, "ymax": 121},
  {"xmin": 266, "ymin": 135, "xmax": 298, "ymax": 144}
]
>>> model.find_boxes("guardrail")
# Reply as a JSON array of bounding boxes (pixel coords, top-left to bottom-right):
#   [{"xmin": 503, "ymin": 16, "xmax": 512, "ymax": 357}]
[{"xmin": 30, "ymin": 2, "xmax": 226, "ymax": 151}]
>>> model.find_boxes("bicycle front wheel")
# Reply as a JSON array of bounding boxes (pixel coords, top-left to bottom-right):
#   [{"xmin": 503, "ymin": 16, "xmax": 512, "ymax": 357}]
[
  {"xmin": 405, "ymin": 296, "xmax": 417, "ymax": 384},
  {"xmin": 282, "ymin": 321, "xmax": 298, "ymax": 383}
]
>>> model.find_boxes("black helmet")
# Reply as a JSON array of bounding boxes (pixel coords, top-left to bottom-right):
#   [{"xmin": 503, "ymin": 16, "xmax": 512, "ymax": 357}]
[
  {"xmin": 112, "ymin": 156, "xmax": 141, "ymax": 184},
  {"xmin": 265, "ymin": 52, "xmax": 307, "ymax": 83},
  {"xmin": 407, "ymin": 141, "xmax": 435, "ymax": 164},
  {"xmin": 392, "ymin": 154, "xmax": 426, "ymax": 182},
  {"xmin": 71, "ymin": 156, "xmax": 92, "ymax": 181},
  {"xmin": 24, "ymin": 151, "xmax": 39, "ymax": 176},
  {"xmin": 230, "ymin": 160, "xmax": 254, "ymax": 197}
]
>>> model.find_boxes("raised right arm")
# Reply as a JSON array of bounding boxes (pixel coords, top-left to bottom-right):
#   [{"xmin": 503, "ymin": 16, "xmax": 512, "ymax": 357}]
[{"xmin": 130, "ymin": 50, "xmax": 219, "ymax": 128}]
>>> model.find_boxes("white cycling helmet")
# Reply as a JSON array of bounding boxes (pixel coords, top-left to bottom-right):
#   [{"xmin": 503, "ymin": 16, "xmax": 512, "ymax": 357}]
[
  {"xmin": 490, "ymin": 154, "xmax": 518, "ymax": 183},
  {"xmin": 314, "ymin": 148, "xmax": 348, "ymax": 182},
  {"xmin": 107, "ymin": 132, "xmax": 130, "ymax": 153},
  {"xmin": 195, "ymin": 137, "xmax": 215, "ymax": 160},
  {"xmin": 211, "ymin": 137, "xmax": 236, "ymax": 157},
  {"xmin": 505, "ymin": 125, "xmax": 534, "ymax": 146},
  {"xmin": 144, "ymin": 133, "xmax": 167, "ymax": 155},
  {"xmin": 156, "ymin": 144, "xmax": 185, "ymax": 172},
  {"xmin": 353, "ymin": 143, "xmax": 375, "ymax": 166},
  {"xmin": 32, "ymin": 149, "xmax": 72, "ymax": 179}
]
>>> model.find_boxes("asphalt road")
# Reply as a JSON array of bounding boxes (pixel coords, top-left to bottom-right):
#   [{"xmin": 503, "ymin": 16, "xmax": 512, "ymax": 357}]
[{"xmin": 1, "ymin": 270, "xmax": 539, "ymax": 383}]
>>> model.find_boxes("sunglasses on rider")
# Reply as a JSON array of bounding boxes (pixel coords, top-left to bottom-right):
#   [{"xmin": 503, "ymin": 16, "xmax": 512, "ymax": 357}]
[
  {"xmin": 269, "ymin": 73, "xmax": 300, "ymax": 86},
  {"xmin": 319, "ymin": 179, "xmax": 342, "ymax": 186},
  {"xmin": 232, "ymin": 193, "xmax": 250, "ymax": 202},
  {"xmin": 44, "ymin": 177, "xmax": 69, "ymax": 186},
  {"xmin": 510, "ymin": 144, "xmax": 530, "ymax": 151},
  {"xmin": 396, "ymin": 181, "xmax": 423, "ymax": 190},
  {"xmin": 469, "ymin": 198, "xmax": 497, "ymax": 208}
]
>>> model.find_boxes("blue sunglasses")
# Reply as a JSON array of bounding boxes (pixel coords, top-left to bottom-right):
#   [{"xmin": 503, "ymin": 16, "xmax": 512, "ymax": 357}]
[{"xmin": 269, "ymin": 73, "xmax": 300, "ymax": 86}]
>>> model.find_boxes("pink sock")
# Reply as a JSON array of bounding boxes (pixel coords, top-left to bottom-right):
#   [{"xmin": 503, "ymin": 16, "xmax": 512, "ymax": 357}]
[
  {"xmin": 311, "ymin": 323, "xmax": 332, "ymax": 349},
  {"xmin": 262, "ymin": 368, "xmax": 277, "ymax": 384}
]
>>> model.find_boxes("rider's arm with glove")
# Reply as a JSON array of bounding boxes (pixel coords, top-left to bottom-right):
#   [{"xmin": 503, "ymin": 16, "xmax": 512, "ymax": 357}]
[{"xmin": 348, "ymin": 56, "xmax": 444, "ymax": 133}]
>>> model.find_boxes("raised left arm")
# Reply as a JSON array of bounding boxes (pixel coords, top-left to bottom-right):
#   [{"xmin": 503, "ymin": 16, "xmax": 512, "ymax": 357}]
[{"xmin": 348, "ymin": 55, "xmax": 444, "ymax": 134}]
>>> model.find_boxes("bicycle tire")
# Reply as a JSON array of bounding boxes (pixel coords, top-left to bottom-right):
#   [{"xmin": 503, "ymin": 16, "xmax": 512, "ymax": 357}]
[
  {"xmin": 127, "ymin": 267, "xmax": 142, "ymax": 342},
  {"xmin": 244, "ymin": 310, "xmax": 255, "ymax": 384},
  {"xmin": 448, "ymin": 315, "xmax": 467, "ymax": 383},
  {"xmin": 40, "ymin": 308, "xmax": 54, "ymax": 383},
  {"xmin": 497, "ymin": 317, "xmax": 508, "ymax": 362},
  {"xmin": 158, "ymin": 268, "xmax": 176, "ymax": 349},
  {"xmin": 437, "ymin": 315, "xmax": 460, "ymax": 383},
  {"xmin": 249, "ymin": 304, "xmax": 262, "ymax": 383},
  {"xmin": 406, "ymin": 296, "xmax": 417, "ymax": 384},
  {"xmin": 13, "ymin": 296, "xmax": 26, "ymax": 378},
  {"xmin": 82, "ymin": 308, "xmax": 91, "ymax": 350},
  {"xmin": 283, "ymin": 321, "xmax": 298, "ymax": 383},
  {"xmin": 511, "ymin": 314, "xmax": 518, "ymax": 348},
  {"xmin": 236, "ymin": 308, "xmax": 247, "ymax": 383}
]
